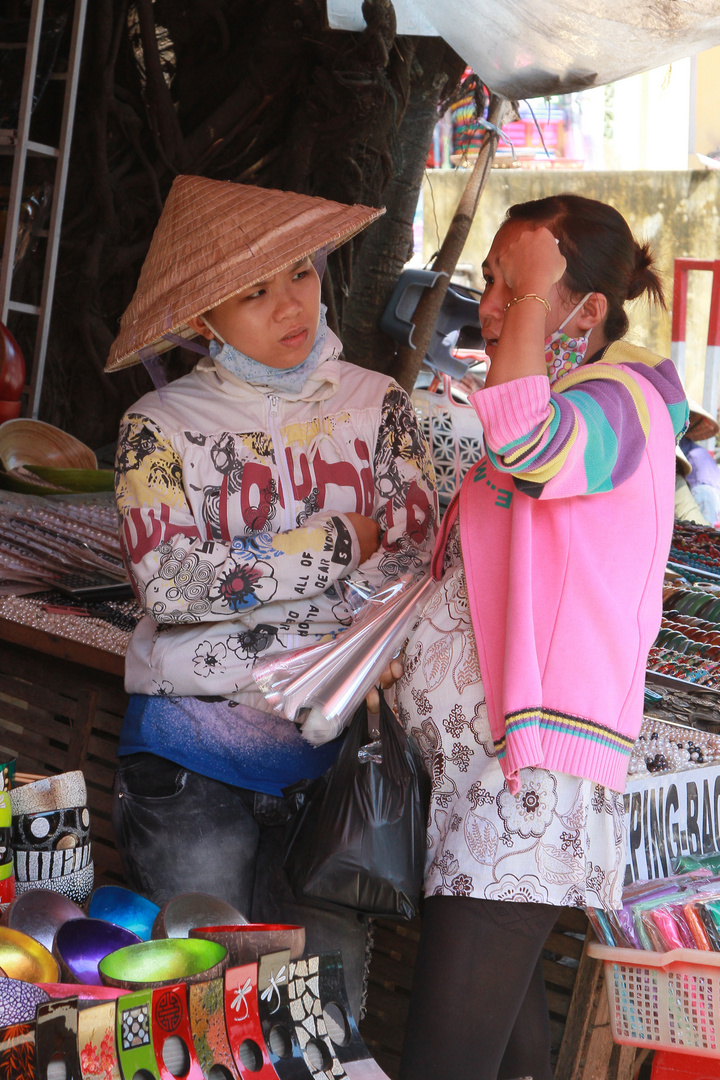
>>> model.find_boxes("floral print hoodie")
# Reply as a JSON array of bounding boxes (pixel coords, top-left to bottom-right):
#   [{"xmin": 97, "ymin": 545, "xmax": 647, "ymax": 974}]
[{"xmin": 115, "ymin": 329, "xmax": 437, "ymax": 707}]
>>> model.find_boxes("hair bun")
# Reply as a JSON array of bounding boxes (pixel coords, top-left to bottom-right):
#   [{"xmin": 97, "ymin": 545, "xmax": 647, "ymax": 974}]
[{"xmin": 626, "ymin": 240, "xmax": 663, "ymax": 304}]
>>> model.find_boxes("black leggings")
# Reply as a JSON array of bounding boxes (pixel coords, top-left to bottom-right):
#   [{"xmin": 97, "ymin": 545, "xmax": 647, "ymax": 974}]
[{"xmin": 399, "ymin": 896, "xmax": 561, "ymax": 1080}]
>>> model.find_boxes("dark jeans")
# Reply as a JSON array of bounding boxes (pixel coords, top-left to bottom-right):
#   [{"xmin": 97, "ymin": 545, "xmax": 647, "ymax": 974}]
[{"xmin": 112, "ymin": 752, "xmax": 370, "ymax": 1020}]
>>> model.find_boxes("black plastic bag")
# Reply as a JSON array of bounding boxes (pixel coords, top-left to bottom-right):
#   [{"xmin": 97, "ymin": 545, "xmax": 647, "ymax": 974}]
[{"xmin": 284, "ymin": 695, "xmax": 431, "ymax": 919}]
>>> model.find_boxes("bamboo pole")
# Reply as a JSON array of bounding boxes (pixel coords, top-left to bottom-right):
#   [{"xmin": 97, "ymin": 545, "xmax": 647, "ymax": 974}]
[{"xmin": 393, "ymin": 93, "xmax": 511, "ymax": 393}]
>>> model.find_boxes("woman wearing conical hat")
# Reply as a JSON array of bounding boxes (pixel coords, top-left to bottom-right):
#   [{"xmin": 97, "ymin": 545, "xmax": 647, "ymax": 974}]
[{"xmin": 107, "ymin": 177, "xmax": 438, "ymax": 1016}]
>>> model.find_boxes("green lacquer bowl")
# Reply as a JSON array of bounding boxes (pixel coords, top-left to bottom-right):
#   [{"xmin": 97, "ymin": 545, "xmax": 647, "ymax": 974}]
[{"xmin": 98, "ymin": 937, "xmax": 227, "ymax": 990}]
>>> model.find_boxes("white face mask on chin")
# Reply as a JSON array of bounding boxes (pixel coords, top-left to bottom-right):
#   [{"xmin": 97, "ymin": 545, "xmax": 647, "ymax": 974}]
[
  {"xmin": 202, "ymin": 305, "xmax": 329, "ymax": 392},
  {"xmin": 544, "ymin": 292, "xmax": 593, "ymax": 385}
]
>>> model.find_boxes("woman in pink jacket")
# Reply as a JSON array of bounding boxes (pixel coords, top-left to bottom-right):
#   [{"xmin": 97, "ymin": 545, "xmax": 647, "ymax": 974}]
[{"xmin": 397, "ymin": 194, "xmax": 688, "ymax": 1080}]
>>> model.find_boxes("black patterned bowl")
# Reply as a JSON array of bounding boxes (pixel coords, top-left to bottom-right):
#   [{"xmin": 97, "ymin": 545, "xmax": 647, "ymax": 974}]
[
  {"xmin": 9, "ymin": 771, "xmax": 87, "ymax": 815},
  {"xmin": 12, "ymin": 806, "xmax": 91, "ymax": 851},
  {"xmin": 14, "ymin": 841, "xmax": 92, "ymax": 883},
  {"xmin": 14, "ymin": 860, "xmax": 94, "ymax": 905}
]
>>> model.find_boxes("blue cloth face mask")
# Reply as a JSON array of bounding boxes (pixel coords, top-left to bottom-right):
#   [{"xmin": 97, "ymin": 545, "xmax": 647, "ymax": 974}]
[
  {"xmin": 205, "ymin": 304, "xmax": 329, "ymax": 393},
  {"xmin": 544, "ymin": 292, "xmax": 592, "ymax": 385}
]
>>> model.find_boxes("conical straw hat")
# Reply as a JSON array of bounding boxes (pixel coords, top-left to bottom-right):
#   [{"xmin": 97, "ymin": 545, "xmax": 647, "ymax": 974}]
[
  {"xmin": 686, "ymin": 396, "xmax": 720, "ymax": 441},
  {"xmin": 105, "ymin": 176, "xmax": 385, "ymax": 372}
]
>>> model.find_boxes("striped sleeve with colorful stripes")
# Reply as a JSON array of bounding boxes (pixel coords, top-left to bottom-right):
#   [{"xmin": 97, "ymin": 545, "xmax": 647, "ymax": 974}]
[{"xmin": 470, "ymin": 341, "xmax": 689, "ymax": 500}]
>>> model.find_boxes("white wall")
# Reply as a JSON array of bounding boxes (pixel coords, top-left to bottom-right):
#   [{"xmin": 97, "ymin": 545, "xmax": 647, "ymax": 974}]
[{"xmin": 567, "ymin": 58, "xmax": 692, "ymax": 170}]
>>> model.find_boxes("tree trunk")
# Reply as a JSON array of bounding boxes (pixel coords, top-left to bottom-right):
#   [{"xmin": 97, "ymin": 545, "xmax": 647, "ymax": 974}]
[
  {"xmin": 342, "ymin": 37, "xmax": 465, "ymax": 375},
  {"xmin": 3, "ymin": 0, "xmax": 466, "ymax": 448}
]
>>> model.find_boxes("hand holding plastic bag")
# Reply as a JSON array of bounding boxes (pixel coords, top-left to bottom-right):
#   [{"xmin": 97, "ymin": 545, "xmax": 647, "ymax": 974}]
[{"xmin": 252, "ymin": 572, "xmax": 436, "ymax": 743}]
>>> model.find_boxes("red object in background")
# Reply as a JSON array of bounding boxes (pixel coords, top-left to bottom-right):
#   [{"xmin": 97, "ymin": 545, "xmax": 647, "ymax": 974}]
[
  {"xmin": 652, "ymin": 1050, "xmax": 720, "ymax": 1079},
  {"xmin": 0, "ymin": 321, "xmax": 25, "ymax": 403},
  {"xmin": 0, "ymin": 401, "xmax": 20, "ymax": 421},
  {"xmin": 224, "ymin": 963, "xmax": 278, "ymax": 1078},
  {"xmin": 152, "ymin": 982, "xmax": 204, "ymax": 1080},
  {"xmin": 670, "ymin": 258, "xmax": 720, "ymax": 397}
]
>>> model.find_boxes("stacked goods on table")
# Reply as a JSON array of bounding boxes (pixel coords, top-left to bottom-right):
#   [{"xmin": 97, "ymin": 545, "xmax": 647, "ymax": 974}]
[
  {"xmin": 587, "ymin": 856, "xmax": 720, "ymax": 1059},
  {"xmin": 9, "ymin": 771, "xmax": 94, "ymax": 905},
  {"xmin": 628, "ymin": 716, "xmax": 720, "ymax": 777},
  {"xmin": 0, "ymin": 488, "xmax": 140, "ymax": 656},
  {"xmin": 588, "ymin": 857, "xmax": 720, "ymax": 951},
  {"xmin": 649, "ymin": 579, "xmax": 720, "ymax": 688},
  {"xmin": 647, "ymin": 521, "xmax": 720, "ymax": 687},
  {"xmin": 641, "ymin": 523, "xmax": 720, "ymax": 685},
  {"xmin": 649, "ymin": 603, "xmax": 720, "ymax": 686},
  {"xmin": 668, "ymin": 521, "xmax": 720, "ymax": 581},
  {"xmin": 0, "ymin": 876, "xmax": 388, "ymax": 1079},
  {"xmin": 0, "ymin": 490, "xmax": 128, "ymax": 596}
]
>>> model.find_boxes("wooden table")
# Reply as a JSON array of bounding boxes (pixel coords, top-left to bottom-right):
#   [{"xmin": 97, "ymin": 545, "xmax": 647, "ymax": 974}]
[{"xmin": 0, "ymin": 616, "xmax": 129, "ymax": 883}]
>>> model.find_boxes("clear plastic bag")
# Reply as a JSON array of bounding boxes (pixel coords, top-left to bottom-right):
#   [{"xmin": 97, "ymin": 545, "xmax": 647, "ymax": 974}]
[{"xmin": 253, "ymin": 572, "xmax": 436, "ymax": 734}]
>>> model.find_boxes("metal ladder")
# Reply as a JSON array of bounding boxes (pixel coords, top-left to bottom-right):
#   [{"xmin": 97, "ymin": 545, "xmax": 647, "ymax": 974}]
[{"xmin": 0, "ymin": 0, "xmax": 88, "ymax": 418}]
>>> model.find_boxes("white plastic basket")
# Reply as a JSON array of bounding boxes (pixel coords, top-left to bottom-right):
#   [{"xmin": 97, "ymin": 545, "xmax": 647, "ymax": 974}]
[{"xmin": 588, "ymin": 943, "xmax": 720, "ymax": 1058}]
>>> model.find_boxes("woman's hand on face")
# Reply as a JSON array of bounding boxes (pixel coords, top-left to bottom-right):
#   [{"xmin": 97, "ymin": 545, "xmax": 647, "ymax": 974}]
[
  {"xmin": 365, "ymin": 658, "xmax": 404, "ymax": 713},
  {"xmin": 498, "ymin": 225, "xmax": 567, "ymax": 300},
  {"xmin": 346, "ymin": 513, "xmax": 381, "ymax": 564}
]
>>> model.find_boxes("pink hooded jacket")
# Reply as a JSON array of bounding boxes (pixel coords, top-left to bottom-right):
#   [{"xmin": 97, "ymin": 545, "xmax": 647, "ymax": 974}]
[{"xmin": 432, "ymin": 341, "xmax": 688, "ymax": 795}]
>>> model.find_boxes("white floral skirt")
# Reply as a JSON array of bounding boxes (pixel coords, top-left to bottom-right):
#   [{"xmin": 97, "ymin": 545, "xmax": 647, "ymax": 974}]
[{"xmin": 396, "ymin": 564, "xmax": 626, "ymax": 909}]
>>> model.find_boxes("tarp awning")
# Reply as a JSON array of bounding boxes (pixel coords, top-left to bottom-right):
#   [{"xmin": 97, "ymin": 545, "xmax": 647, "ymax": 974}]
[{"xmin": 328, "ymin": 0, "xmax": 720, "ymax": 99}]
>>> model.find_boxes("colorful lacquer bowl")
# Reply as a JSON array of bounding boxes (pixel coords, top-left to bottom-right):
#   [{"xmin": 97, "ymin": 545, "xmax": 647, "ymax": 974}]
[
  {"xmin": 0, "ymin": 978, "xmax": 50, "ymax": 1025},
  {"xmin": 9, "ymin": 770, "xmax": 87, "ymax": 816},
  {"xmin": 190, "ymin": 923, "xmax": 305, "ymax": 966},
  {"xmin": 53, "ymin": 918, "xmax": 142, "ymax": 985},
  {"xmin": 151, "ymin": 892, "xmax": 247, "ymax": 940},
  {"xmin": 88, "ymin": 886, "xmax": 160, "ymax": 941},
  {"xmin": 14, "ymin": 859, "xmax": 94, "ymax": 905},
  {"xmin": 2, "ymin": 887, "xmax": 86, "ymax": 953},
  {"xmin": 98, "ymin": 937, "xmax": 228, "ymax": 990},
  {"xmin": 0, "ymin": 926, "xmax": 59, "ymax": 983},
  {"xmin": 42, "ymin": 983, "xmax": 129, "ymax": 1001}
]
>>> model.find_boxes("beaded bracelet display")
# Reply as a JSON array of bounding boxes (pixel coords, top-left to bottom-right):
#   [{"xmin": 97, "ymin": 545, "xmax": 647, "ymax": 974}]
[
  {"xmin": 647, "ymin": 646, "xmax": 720, "ymax": 686},
  {"xmin": 503, "ymin": 294, "xmax": 551, "ymax": 315},
  {"xmin": 628, "ymin": 717, "xmax": 720, "ymax": 776},
  {"xmin": 663, "ymin": 587, "xmax": 720, "ymax": 622},
  {"xmin": 672, "ymin": 521, "xmax": 720, "ymax": 569}
]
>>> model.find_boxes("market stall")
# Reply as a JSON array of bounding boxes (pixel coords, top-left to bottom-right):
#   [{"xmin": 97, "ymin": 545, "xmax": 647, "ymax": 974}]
[
  {"xmin": 0, "ymin": 488, "xmax": 135, "ymax": 888},
  {"xmin": 1, "ymin": 452, "xmax": 720, "ymax": 1078},
  {"xmin": 2, "ymin": 5, "xmax": 720, "ymax": 1079}
]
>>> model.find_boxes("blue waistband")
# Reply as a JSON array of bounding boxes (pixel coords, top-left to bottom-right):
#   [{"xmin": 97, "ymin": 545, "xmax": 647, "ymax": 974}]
[{"xmin": 118, "ymin": 694, "xmax": 342, "ymax": 796}]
